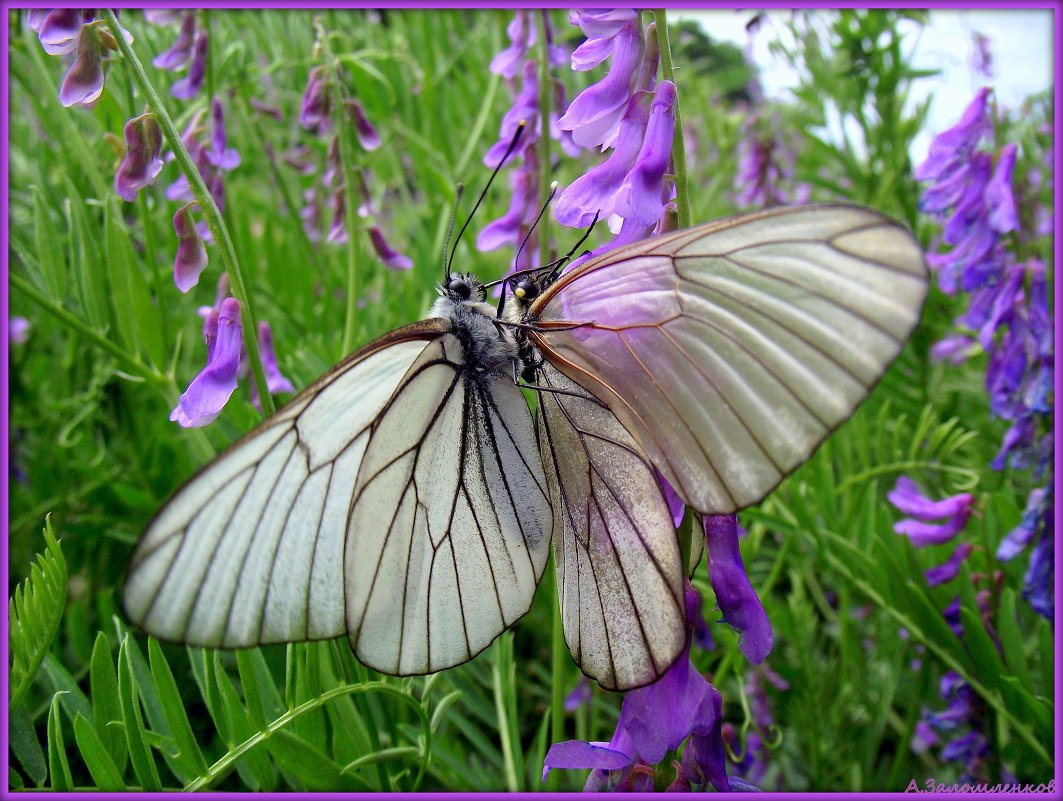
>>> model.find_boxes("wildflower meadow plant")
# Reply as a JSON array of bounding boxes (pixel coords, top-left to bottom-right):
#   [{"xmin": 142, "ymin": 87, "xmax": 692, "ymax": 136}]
[{"xmin": 7, "ymin": 8, "xmax": 1053, "ymax": 794}]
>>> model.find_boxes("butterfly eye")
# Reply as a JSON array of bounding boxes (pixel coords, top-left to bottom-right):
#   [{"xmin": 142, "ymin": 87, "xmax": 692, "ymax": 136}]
[
  {"xmin": 447, "ymin": 277, "xmax": 472, "ymax": 300},
  {"xmin": 513, "ymin": 279, "xmax": 538, "ymax": 301}
]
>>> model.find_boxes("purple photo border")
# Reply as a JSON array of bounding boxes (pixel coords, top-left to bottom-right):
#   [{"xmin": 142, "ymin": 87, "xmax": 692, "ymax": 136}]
[{"xmin": 2, "ymin": 2, "xmax": 1059, "ymax": 798}]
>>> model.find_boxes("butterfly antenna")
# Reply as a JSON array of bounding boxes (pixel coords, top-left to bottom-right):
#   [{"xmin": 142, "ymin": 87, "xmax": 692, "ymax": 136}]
[
  {"xmin": 446, "ymin": 121, "xmax": 527, "ymax": 276},
  {"xmin": 443, "ymin": 183, "xmax": 465, "ymax": 284},
  {"xmin": 512, "ymin": 181, "xmax": 559, "ymax": 276},
  {"xmin": 548, "ymin": 209, "xmax": 602, "ymax": 280}
]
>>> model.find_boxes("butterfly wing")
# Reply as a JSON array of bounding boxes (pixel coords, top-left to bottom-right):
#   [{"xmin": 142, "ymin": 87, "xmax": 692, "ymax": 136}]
[
  {"xmin": 124, "ymin": 320, "xmax": 452, "ymax": 647},
  {"xmin": 531, "ymin": 204, "xmax": 929, "ymax": 514},
  {"xmin": 345, "ymin": 333, "xmax": 553, "ymax": 675},
  {"xmin": 536, "ymin": 362, "xmax": 685, "ymax": 691}
]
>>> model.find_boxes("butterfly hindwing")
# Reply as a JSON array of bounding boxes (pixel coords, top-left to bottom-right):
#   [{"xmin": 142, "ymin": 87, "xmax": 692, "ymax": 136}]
[
  {"xmin": 345, "ymin": 333, "xmax": 553, "ymax": 675},
  {"xmin": 536, "ymin": 362, "xmax": 685, "ymax": 692}
]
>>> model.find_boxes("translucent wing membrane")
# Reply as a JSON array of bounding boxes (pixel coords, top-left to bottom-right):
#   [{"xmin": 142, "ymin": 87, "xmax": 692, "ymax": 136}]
[
  {"xmin": 347, "ymin": 334, "xmax": 552, "ymax": 675},
  {"xmin": 124, "ymin": 320, "xmax": 552, "ymax": 673},
  {"xmin": 532, "ymin": 204, "xmax": 929, "ymax": 514},
  {"xmin": 537, "ymin": 363, "xmax": 685, "ymax": 691}
]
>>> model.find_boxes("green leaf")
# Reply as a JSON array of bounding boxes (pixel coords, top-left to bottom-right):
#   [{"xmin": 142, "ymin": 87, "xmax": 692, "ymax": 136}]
[
  {"xmin": 90, "ymin": 631, "xmax": 128, "ymax": 775},
  {"xmin": 9, "ymin": 705, "xmax": 47, "ymax": 787},
  {"xmin": 267, "ymin": 729, "xmax": 364, "ymax": 791},
  {"xmin": 103, "ymin": 196, "xmax": 166, "ymax": 367},
  {"xmin": 73, "ymin": 711, "xmax": 126, "ymax": 790},
  {"xmin": 64, "ymin": 177, "xmax": 107, "ymax": 331},
  {"xmin": 31, "ymin": 185, "xmax": 66, "ymax": 298},
  {"xmin": 148, "ymin": 637, "xmax": 210, "ymax": 778},
  {"xmin": 117, "ymin": 637, "xmax": 162, "ymax": 792},
  {"xmin": 997, "ymin": 590, "xmax": 1034, "ymax": 690},
  {"xmin": 41, "ymin": 652, "xmax": 93, "ymax": 724},
  {"xmin": 213, "ymin": 652, "xmax": 276, "ymax": 791},
  {"xmin": 9, "ymin": 519, "xmax": 68, "ymax": 711},
  {"xmin": 47, "ymin": 694, "xmax": 73, "ymax": 792}
]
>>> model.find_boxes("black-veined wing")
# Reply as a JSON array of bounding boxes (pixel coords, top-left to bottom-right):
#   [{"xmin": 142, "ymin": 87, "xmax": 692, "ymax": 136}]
[
  {"xmin": 531, "ymin": 204, "xmax": 929, "ymax": 514},
  {"xmin": 536, "ymin": 362, "xmax": 685, "ymax": 691},
  {"xmin": 123, "ymin": 319, "xmax": 553, "ymax": 676},
  {"xmin": 346, "ymin": 333, "xmax": 552, "ymax": 675}
]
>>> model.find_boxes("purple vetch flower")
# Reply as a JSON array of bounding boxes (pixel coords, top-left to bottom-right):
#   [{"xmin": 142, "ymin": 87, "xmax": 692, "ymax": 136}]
[
  {"xmin": 924, "ymin": 542, "xmax": 975, "ymax": 586},
  {"xmin": 248, "ymin": 321, "xmax": 295, "ymax": 411},
  {"xmin": 557, "ymin": 24, "xmax": 644, "ymax": 149},
  {"xmin": 613, "ymin": 80, "xmax": 675, "ymax": 225},
  {"xmin": 173, "ymin": 204, "xmax": 208, "ymax": 292},
  {"xmin": 59, "ymin": 23, "xmax": 106, "ymax": 108},
  {"xmin": 564, "ymin": 677, "xmax": 593, "ymax": 712},
  {"xmin": 970, "ymin": 32, "xmax": 993, "ymax": 78},
  {"xmin": 483, "ymin": 60, "xmax": 542, "ymax": 168},
  {"xmin": 33, "ymin": 9, "xmax": 92, "ymax": 55},
  {"xmin": 888, "ymin": 477, "xmax": 975, "ymax": 548},
  {"xmin": 703, "ymin": 515, "xmax": 772, "ymax": 663},
  {"xmin": 205, "ymin": 97, "xmax": 241, "ymax": 169},
  {"xmin": 115, "ymin": 113, "xmax": 164, "ymax": 201},
  {"xmin": 345, "ymin": 99, "xmax": 381, "ymax": 151},
  {"xmin": 10, "ymin": 317, "xmax": 31, "ymax": 345},
  {"xmin": 369, "ymin": 226, "xmax": 413, "ymax": 270},
  {"xmin": 657, "ymin": 472, "xmax": 686, "ymax": 530},
  {"xmin": 152, "ymin": 12, "xmax": 196, "ymax": 70},
  {"xmin": 1022, "ymin": 526, "xmax": 1053, "ymax": 619},
  {"xmin": 476, "ymin": 157, "xmax": 539, "ymax": 252},
  {"xmin": 915, "ymin": 88, "xmax": 991, "ymax": 183},
  {"xmin": 171, "ymin": 29, "xmax": 208, "ymax": 100},
  {"xmin": 911, "ymin": 719, "xmax": 940, "ymax": 754},
  {"xmin": 930, "ymin": 334, "xmax": 975, "ymax": 364},
  {"xmin": 997, "ymin": 485, "xmax": 1051, "ymax": 561},
  {"xmin": 554, "ymin": 91, "xmax": 651, "ymax": 228},
  {"xmin": 543, "ymin": 583, "xmax": 730, "ymax": 792},
  {"xmin": 171, "ymin": 297, "xmax": 243, "ymax": 428},
  {"xmin": 984, "ymin": 142, "xmax": 1018, "ymax": 233},
  {"xmin": 490, "ymin": 10, "xmax": 535, "ymax": 80},
  {"xmin": 920, "ymin": 672, "xmax": 991, "ymax": 782},
  {"xmin": 299, "ymin": 66, "xmax": 331, "ymax": 133}
]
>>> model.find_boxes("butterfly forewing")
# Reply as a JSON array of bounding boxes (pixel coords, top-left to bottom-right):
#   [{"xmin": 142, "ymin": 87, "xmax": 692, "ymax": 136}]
[
  {"xmin": 532, "ymin": 204, "xmax": 929, "ymax": 514},
  {"xmin": 536, "ymin": 363, "xmax": 685, "ymax": 691},
  {"xmin": 123, "ymin": 322, "xmax": 447, "ymax": 647},
  {"xmin": 346, "ymin": 334, "xmax": 553, "ymax": 675}
]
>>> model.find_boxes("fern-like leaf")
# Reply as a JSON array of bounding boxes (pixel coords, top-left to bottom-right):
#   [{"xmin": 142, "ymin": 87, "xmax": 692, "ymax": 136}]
[{"xmin": 10, "ymin": 517, "xmax": 68, "ymax": 710}]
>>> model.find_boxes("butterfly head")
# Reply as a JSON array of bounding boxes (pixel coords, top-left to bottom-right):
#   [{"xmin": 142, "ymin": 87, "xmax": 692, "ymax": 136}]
[{"xmin": 439, "ymin": 272, "xmax": 486, "ymax": 304}]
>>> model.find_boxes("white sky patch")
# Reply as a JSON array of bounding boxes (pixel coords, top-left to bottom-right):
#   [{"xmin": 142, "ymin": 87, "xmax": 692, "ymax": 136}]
[{"xmin": 672, "ymin": 8, "xmax": 1053, "ymax": 160}]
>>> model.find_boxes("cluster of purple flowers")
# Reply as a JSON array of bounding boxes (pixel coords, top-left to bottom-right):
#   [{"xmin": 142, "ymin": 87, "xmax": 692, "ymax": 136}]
[
  {"xmin": 553, "ymin": 10, "xmax": 680, "ymax": 252},
  {"xmin": 30, "ymin": 10, "xmax": 296, "ymax": 428},
  {"xmin": 146, "ymin": 10, "xmax": 208, "ymax": 100},
  {"xmin": 296, "ymin": 63, "xmax": 411, "ymax": 269},
  {"xmin": 733, "ymin": 115, "xmax": 811, "ymax": 209},
  {"xmin": 28, "ymin": 9, "xmax": 127, "ymax": 108},
  {"xmin": 477, "ymin": 11, "xmax": 574, "ymax": 276},
  {"xmin": 915, "ymin": 86, "xmax": 1054, "ymax": 620},
  {"xmin": 170, "ymin": 275, "xmax": 294, "ymax": 427},
  {"xmin": 886, "ymin": 477, "xmax": 1002, "ymax": 777}
]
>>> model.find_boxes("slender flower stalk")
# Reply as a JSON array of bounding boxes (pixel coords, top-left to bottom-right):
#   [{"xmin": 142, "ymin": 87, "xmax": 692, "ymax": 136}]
[
  {"xmin": 103, "ymin": 9, "xmax": 274, "ymax": 417},
  {"xmin": 650, "ymin": 9, "xmax": 690, "ymax": 228}
]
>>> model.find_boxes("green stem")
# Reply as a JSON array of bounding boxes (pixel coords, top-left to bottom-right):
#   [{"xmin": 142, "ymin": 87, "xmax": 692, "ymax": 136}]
[
  {"xmin": 103, "ymin": 10, "xmax": 275, "ymax": 417},
  {"xmin": 11, "ymin": 273, "xmax": 161, "ymax": 384},
  {"xmin": 652, "ymin": 9, "xmax": 692, "ymax": 229},
  {"xmin": 537, "ymin": 10, "xmax": 554, "ymax": 264},
  {"xmin": 324, "ymin": 55, "xmax": 364, "ymax": 357},
  {"xmin": 185, "ymin": 681, "xmax": 430, "ymax": 792}
]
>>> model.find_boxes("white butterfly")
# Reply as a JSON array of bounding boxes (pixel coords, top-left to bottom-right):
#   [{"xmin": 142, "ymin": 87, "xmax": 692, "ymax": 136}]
[{"xmin": 123, "ymin": 204, "xmax": 928, "ymax": 691}]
